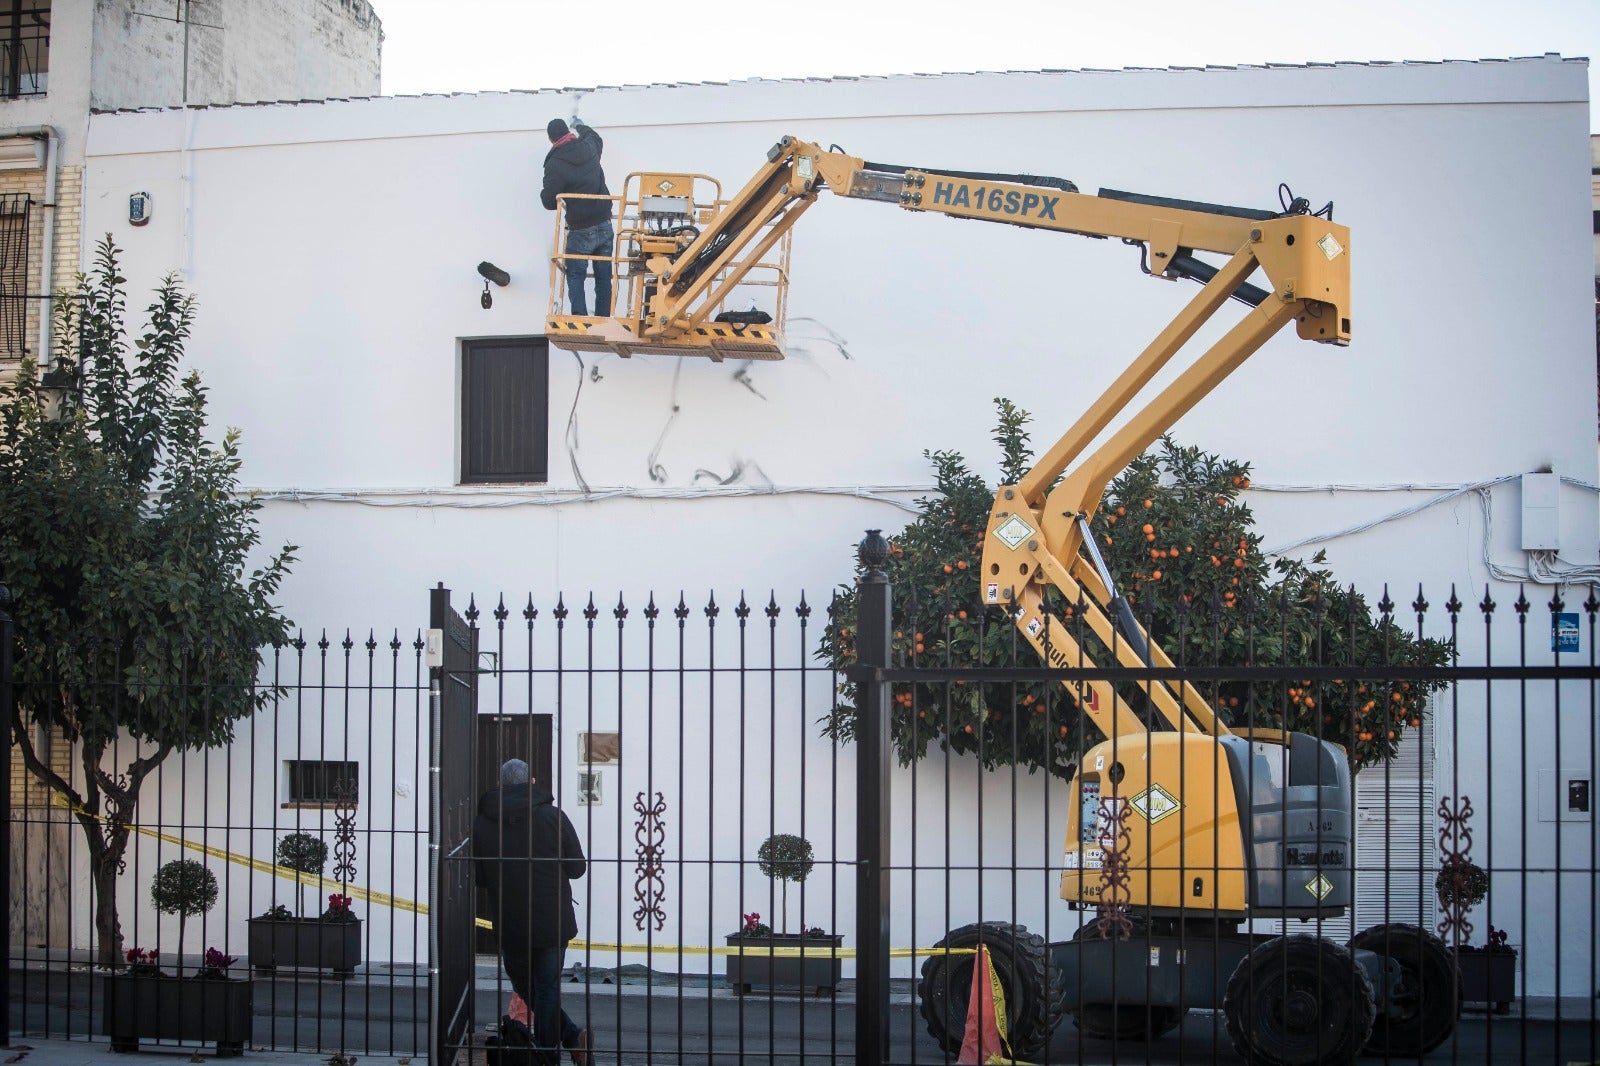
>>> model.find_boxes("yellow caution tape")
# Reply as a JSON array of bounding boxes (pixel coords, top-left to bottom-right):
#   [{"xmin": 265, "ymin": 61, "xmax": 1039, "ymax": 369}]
[
  {"xmin": 55, "ymin": 797, "xmax": 979, "ymax": 961},
  {"xmin": 51, "ymin": 795, "xmax": 421, "ymax": 915}
]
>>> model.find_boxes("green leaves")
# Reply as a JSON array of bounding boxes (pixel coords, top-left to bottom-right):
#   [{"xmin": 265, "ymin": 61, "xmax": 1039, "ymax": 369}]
[
  {"xmin": 757, "ymin": 834, "xmax": 815, "ymax": 885},
  {"xmin": 0, "ymin": 238, "xmax": 295, "ymax": 960},
  {"xmin": 819, "ymin": 402, "xmax": 1448, "ymax": 777},
  {"xmin": 276, "ymin": 832, "xmax": 329, "ymax": 875},
  {"xmin": 150, "ymin": 858, "xmax": 219, "ymax": 918}
]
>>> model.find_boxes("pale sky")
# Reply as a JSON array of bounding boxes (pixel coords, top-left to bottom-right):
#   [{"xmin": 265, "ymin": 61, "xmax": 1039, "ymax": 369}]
[{"xmin": 373, "ymin": 0, "xmax": 1598, "ymax": 130}]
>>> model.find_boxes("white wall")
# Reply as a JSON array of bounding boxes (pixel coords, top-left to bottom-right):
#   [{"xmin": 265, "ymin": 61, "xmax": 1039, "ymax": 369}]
[{"xmin": 78, "ymin": 57, "xmax": 1599, "ymax": 991}]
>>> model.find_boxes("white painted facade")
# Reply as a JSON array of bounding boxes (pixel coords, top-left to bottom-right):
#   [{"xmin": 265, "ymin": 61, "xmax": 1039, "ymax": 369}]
[{"xmin": 77, "ymin": 57, "xmax": 1596, "ymax": 994}]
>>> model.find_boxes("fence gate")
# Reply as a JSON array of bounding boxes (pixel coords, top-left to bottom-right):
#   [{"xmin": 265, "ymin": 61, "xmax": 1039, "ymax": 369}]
[{"xmin": 430, "ymin": 585, "xmax": 479, "ymax": 1065}]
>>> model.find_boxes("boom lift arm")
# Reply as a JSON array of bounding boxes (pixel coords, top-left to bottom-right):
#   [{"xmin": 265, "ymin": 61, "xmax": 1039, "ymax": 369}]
[{"xmin": 548, "ymin": 136, "xmax": 1351, "ymax": 744}]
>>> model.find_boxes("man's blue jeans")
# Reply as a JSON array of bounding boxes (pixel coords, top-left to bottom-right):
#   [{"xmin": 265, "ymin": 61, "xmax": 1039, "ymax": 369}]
[
  {"xmin": 564, "ymin": 220, "xmax": 614, "ymax": 317},
  {"xmin": 505, "ymin": 943, "xmax": 581, "ymax": 1064}
]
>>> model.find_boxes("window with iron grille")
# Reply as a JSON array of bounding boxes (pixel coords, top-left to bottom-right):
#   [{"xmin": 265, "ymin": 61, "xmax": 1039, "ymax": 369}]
[
  {"xmin": 0, "ymin": 192, "xmax": 30, "ymax": 360},
  {"xmin": 460, "ymin": 336, "xmax": 549, "ymax": 484},
  {"xmin": 0, "ymin": 1, "xmax": 49, "ymax": 98},
  {"xmin": 285, "ymin": 759, "xmax": 359, "ymax": 807}
]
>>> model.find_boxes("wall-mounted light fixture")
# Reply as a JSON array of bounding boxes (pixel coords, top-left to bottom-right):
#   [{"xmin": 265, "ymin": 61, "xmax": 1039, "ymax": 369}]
[{"xmin": 477, "ymin": 261, "xmax": 510, "ymax": 309}]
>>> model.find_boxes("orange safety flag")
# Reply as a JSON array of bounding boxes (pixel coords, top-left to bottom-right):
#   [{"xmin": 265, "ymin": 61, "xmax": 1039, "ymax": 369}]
[{"xmin": 958, "ymin": 943, "xmax": 1015, "ymax": 1064}]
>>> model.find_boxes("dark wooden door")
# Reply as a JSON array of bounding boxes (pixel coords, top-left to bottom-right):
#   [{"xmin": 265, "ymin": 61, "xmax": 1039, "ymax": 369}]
[{"xmin": 474, "ymin": 713, "xmax": 552, "ymax": 956}]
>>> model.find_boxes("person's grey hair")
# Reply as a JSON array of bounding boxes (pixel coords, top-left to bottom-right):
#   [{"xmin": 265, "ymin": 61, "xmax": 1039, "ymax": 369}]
[{"xmin": 499, "ymin": 759, "xmax": 530, "ymax": 787}]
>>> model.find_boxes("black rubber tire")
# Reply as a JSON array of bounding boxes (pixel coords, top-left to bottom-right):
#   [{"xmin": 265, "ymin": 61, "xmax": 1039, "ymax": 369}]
[
  {"xmin": 1223, "ymin": 934, "xmax": 1376, "ymax": 1066},
  {"xmin": 917, "ymin": 922, "xmax": 1065, "ymax": 1061},
  {"xmin": 1349, "ymin": 923, "xmax": 1459, "ymax": 1056},
  {"xmin": 1066, "ymin": 922, "xmax": 1185, "ymax": 1041}
]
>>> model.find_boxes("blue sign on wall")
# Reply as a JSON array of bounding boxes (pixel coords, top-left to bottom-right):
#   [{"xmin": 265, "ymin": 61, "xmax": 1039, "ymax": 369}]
[{"xmin": 1553, "ymin": 612, "xmax": 1579, "ymax": 654}]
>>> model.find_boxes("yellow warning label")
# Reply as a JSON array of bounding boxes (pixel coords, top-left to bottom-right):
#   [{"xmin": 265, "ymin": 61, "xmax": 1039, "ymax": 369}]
[
  {"xmin": 1129, "ymin": 784, "xmax": 1181, "ymax": 824},
  {"xmin": 1307, "ymin": 874, "xmax": 1335, "ymax": 901}
]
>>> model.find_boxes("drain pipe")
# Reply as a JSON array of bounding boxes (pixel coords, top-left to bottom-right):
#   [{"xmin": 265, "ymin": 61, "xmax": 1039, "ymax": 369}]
[{"xmin": 0, "ymin": 124, "xmax": 61, "ymax": 366}]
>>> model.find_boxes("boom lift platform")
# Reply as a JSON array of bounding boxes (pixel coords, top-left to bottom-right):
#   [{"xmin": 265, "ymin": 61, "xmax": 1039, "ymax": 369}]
[
  {"xmin": 547, "ymin": 136, "xmax": 1349, "ymax": 362},
  {"xmin": 549, "ymin": 137, "xmax": 1461, "ymax": 1066},
  {"xmin": 547, "ymin": 170, "xmax": 789, "ymax": 360}
]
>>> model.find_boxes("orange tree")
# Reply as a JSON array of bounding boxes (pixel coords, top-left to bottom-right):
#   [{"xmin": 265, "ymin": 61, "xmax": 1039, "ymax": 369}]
[{"xmin": 818, "ymin": 399, "xmax": 1448, "ymax": 775}]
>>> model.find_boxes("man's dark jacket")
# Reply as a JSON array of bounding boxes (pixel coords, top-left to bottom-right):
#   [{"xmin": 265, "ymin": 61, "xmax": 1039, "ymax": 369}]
[
  {"xmin": 473, "ymin": 783, "xmax": 586, "ymax": 951},
  {"xmin": 541, "ymin": 125, "xmax": 611, "ymax": 229}
]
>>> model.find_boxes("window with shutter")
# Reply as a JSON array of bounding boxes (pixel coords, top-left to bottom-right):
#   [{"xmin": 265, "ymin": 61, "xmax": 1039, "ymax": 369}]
[{"xmin": 460, "ymin": 337, "xmax": 549, "ymax": 484}]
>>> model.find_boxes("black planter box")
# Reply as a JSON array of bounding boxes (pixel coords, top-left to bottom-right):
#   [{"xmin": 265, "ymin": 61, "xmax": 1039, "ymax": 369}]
[
  {"xmin": 102, "ymin": 973, "xmax": 253, "ymax": 1056},
  {"xmin": 247, "ymin": 917, "xmax": 362, "ymax": 975},
  {"xmin": 1457, "ymin": 949, "xmax": 1517, "ymax": 1013},
  {"xmin": 724, "ymin": 933, "xmax": 843, "ymax": 996}
]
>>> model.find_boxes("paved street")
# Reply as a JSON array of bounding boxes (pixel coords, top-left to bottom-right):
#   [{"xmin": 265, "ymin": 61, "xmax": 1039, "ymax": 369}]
[{"xmin": 6, "ymin": 961, "xmax": 1597, "ymax": 1063}]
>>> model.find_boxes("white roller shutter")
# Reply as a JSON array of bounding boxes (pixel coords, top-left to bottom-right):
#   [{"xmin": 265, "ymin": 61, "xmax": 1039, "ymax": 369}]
[{"xmin": 1350, "ymin": 724, "xmax": 1439, "ymax": 937}]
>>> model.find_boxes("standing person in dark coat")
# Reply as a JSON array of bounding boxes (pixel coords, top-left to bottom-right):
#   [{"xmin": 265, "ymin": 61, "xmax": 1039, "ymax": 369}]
[
  {"xmin": 541, "ymin": 118, "xmax": 613, "ymax": 317},
  {"xmin": 475, "ymin": 759, "xmax": 588, "ymax": 1065}
]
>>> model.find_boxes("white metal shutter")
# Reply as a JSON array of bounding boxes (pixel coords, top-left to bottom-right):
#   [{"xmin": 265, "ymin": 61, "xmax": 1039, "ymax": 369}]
[{"xmin": 1350, "ymin": 724, "xmax": 1439, "ymax": 937}]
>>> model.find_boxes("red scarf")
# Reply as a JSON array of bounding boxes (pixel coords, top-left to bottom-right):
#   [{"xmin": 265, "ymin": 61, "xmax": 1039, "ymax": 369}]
[{"xmin": 550, "ymin": 131, "xmax": 577, "ymax": 149}]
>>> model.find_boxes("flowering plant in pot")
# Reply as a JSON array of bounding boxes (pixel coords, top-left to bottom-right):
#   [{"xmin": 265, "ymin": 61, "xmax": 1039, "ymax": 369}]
[
  {"xmin": 734, "ymin": 912, "xmax": 771, "ymax": 938},
  {"xmin": 104, "ymin": 860, "xmax": 251, "ymax": 1056},
  {"xmin": 1436, "ymin": 860, "xmax": 1516, "ymax": 1012},
  {"xmin": 725, "ymin": 835, "xmax": 841, "ymax": 996},
  {"xmin": 248, "ymin": 839, "xmax": 363, "ymax": 976}
]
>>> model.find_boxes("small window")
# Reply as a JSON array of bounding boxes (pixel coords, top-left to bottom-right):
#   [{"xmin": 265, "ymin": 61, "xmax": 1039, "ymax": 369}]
[
  {"xmin": 285, "ymin": 760, "xmax": 359, "ymax": 808},
  {"xmin": 0, "ymin": 1, "xmax": 50, "ymax": 99},
  {"xmin": 461, "ymin": 337, "xmax": 549, "ymax": 484}
]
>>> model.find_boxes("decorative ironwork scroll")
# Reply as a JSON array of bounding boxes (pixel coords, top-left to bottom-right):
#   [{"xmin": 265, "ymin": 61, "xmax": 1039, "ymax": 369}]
[
  {"xmin": 1436, "ymin": 793, "xmax": 1476, "ymax": 947},
  {"xmin": 1092, "ymin": 795, "xmax": 1134, "ymax": 941},
  {"xmin": 633, "ymin": 791, "xmax": 667, "ymax": 932},
  {"xmin": 331, "ymin": 778, "xmax": 358, "ymax": 887}
]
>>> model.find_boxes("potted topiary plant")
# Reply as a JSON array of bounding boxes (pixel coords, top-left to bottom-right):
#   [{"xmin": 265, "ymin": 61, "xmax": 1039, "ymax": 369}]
[
  {"xmin": 103, "ymin": 859, "xmax": 252, "ymax": 1056},
  {"xmin": 1436, "ymin": 859, "xmax": 1516, "ymax": 1012},
  {"xmin": 247, "ymin": 833, "xmax": 362, "ymax": 976},
  {"xmin": 276, "ymin": 831, "xmax": 328, "ymax": 915},
  {"xmin": 724, "ymin": 834, "xmax": 841, "ymax": 996}
]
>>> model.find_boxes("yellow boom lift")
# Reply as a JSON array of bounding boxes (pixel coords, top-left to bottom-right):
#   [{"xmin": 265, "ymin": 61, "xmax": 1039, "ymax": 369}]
[{"xmin": 547, "ymin": 138, "xmax": 1458, "ymax": 1066}]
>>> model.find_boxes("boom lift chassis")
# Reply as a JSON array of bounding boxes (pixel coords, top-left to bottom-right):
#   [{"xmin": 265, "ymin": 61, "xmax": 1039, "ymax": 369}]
[{"xmin": 547, "ymin": 137, "xmax": 1459, "ymax": 1065}]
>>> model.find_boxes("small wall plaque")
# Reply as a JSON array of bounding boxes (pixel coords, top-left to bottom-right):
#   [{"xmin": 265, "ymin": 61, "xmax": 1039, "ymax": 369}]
[
  {"xmin": 128, "ymin": 192, "xmax": 152, "ymax": 226},
  {"xmin": 579, "ymin": 731, "xmax": 620, "ymax": 764}
]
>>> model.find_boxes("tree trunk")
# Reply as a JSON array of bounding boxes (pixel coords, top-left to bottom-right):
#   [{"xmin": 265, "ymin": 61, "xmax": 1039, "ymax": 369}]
[{"xmin": 89, "ymin": 839, "xmax": 125, "ymax": 968}]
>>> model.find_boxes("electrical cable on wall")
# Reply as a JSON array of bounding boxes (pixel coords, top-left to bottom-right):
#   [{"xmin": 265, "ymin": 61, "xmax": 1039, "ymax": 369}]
[
  {"xmin": 253, "ymin": 483, "xmax": 927, "ymax": 513},
  {"xmin": 1257, "ymin": 474, "xmax": 1600, "ymax": 587},
  {"xmin": 785, "ymin": 316, "xmax": 852, "ymax": 361},
  {"xmin": 693, "ymin": 459, "xmax": 772, "ymax": 488},
  {"xmin": 564, "ymin": 351, "xmax": 592, "ymax": 494},
  {"xmin": 645, "ymin": 361, "xmax": 685, "ymax": 484}
]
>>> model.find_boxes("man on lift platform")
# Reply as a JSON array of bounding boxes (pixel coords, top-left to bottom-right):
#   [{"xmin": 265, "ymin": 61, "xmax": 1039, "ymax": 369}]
[{"xmin": 542, "ymin": 118, "xmax": 612, "ymax": 318}]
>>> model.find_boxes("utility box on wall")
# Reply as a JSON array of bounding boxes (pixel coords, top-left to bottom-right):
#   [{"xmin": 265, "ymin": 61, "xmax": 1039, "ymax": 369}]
[{"xmin": 1520, "ymin": 472, "xmax": 1559, "ymax": 551}]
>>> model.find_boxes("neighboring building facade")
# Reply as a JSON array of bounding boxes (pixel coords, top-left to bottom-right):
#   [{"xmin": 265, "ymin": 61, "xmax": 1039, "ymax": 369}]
[
  {"xmin": 0, "ymin": 0, "xmax": 381, "ymax": 370},
  {"xmin": 4, "ymin": 0, "xmax": 381, "ymax": 958},
  {"xmin": 65, "ymin": 56, "xmax": 1600, "ymax": 993}
]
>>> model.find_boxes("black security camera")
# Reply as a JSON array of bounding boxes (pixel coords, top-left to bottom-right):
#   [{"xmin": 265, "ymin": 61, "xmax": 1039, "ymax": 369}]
[{"xmin": 477, "ymin": 261, "xmax": 510, "ymax": 310}]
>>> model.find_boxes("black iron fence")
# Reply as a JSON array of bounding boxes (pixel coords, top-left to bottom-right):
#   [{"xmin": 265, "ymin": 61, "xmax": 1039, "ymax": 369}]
[{"xmin": 2, "ymin": 572, "xmax": 1597, "ymax": 1064}]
